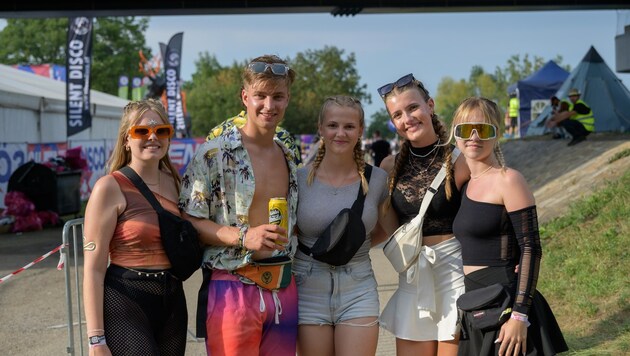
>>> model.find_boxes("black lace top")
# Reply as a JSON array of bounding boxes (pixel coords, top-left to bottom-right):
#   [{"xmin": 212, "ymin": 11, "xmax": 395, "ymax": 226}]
[{"xmin": 391, "ymin": 142, "xmax": 461, "ymax": 236}]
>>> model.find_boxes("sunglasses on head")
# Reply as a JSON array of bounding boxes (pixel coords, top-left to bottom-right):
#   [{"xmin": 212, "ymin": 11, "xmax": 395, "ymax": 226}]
[
  {"xmin": 454, "ymin": 123, "xmax": 497, "ymax": 140},
  {"xmin": 128, "ymin": 124, "xmax": 174, "ymax": 139},
  {"xmin": 377, "ymin": 73, "xmax": 429, "ymax": 98},
  {"xmin": 248, "ymin": 62, "xmax": 290, "ymax": 76}
]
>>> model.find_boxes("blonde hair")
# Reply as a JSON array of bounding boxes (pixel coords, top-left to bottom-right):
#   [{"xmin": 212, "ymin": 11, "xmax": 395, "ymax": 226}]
[
  {"xmin": 107, "ymin": 98, "xmax": 182, "ymax": 192},
  {"xmin": 449, "ymin": 96, "xmax": 506, "ymax": 169},
  {"xmin": 382, "ymin": 78, "xmax": 454, "ymax": 204},
  {"xmin": 242, "ymin": 54, "xmax": 296, "ymax": 90},
  {"xmin": 307, "ymin": 95, "xmax": 369, "ymax": 194}
]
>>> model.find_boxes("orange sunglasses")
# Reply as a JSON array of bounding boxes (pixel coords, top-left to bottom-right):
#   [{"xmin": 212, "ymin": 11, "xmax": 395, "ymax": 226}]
[{"xmin": 128, "ymin": 124, "xmax": 174, "ymax": 139}]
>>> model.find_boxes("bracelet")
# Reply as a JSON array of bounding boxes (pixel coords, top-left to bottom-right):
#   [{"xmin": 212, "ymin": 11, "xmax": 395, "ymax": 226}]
[
  {"xmin": 237, "ymin": 226, "xmax": 248, "ymax": 249},
  {"xmin": 511, "ymin": 313, "xmax": 531, "ymax": 327}
]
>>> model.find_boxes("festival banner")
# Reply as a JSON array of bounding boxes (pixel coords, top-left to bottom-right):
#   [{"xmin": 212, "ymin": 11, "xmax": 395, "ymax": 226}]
[
  {"xmin": 163, "ymin": 32, "xmax": 186, "ymax": 136},
  {"xmin": 66, "ymin": 17, "xmax": 94, "ymax": 136},
  {"xmin": 118, "ymin": 75, "xmax": 129, "ymax": 100},
  {"xmin": 131, "ymin": 77, "xmax": 143, "ymax": 101}
]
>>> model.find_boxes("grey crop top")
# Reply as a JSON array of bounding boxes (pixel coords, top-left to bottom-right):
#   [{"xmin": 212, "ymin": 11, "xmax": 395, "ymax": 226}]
[{"xmin": 295, "ymin": 165, "xmax": 389, "ymax": 262}]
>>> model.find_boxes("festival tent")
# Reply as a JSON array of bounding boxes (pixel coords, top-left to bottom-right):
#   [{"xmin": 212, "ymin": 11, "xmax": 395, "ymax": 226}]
[
  {"xmin": 0, "ymin": 63, "xmax": 128, "ymax": 143},
  {"xmin": 507, "ymin": 60, "xmax": 570, "ymax": 137},
  {"xmin": 527, "ymin": 46, "xmax": 630, "ymax": 136}
]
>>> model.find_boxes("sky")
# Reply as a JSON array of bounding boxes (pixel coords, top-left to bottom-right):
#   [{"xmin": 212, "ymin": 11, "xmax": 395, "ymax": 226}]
[
  {"xmin": 143, "ymin": 9, "xmax": 630, "ymax": 123},
  {"xmin": 2, "ymin": 9, "xmax": 629, "ymax": 124}
]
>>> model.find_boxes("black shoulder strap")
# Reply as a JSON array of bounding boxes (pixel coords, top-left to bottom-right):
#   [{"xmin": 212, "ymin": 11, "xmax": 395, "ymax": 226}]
[
  {"xmin": 119, "ymin": 166, "xmax": 165, "ymax": 214},
  {"xmin": 350, "ymin": 164, "xmax": 373, "ymax": 213}
]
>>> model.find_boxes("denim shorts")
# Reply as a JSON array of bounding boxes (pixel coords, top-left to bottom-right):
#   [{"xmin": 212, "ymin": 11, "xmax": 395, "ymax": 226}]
[{"xmin": 293, "ymin": 257, "xmax": 379, "ymax": 325}]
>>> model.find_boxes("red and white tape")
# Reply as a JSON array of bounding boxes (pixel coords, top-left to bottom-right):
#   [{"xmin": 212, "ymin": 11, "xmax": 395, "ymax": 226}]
[{"xmin": 0, "ymin": 244, "xmax": 64, "ymax": 284}]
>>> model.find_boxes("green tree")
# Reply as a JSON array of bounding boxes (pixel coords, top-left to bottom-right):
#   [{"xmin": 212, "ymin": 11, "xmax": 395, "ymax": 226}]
[
  {"xmin": 0, "ymin": 17, "xmax": 151, "ymax": 96},
  {"xmin": 367, "ymin": 109, "xmax": 395, "ymax": 140},
  {"xmin": 186, "ymin": 58, "xmax": 244, "ymax": 137},
  {"xmin": 285, "ymin": 46, "xmax": 371, "ymax": 134},
  {"xmin": 434, "ymin": 54, "xmax": 571, "ymax": 126},
  {"xmin": 185, "ymin": 46, "xmax": 371, "ymax": 137}
]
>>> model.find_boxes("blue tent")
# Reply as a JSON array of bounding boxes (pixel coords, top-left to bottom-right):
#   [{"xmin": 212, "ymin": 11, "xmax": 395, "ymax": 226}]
[{"xmin": 507, "ymin": 61, "xmax": 569, "ymax": 137}]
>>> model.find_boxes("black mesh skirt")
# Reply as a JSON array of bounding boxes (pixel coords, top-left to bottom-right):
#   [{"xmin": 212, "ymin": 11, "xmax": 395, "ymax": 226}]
[{"xmin": 458, "ymin": 266, "xmax": 569, "ymax": 356}]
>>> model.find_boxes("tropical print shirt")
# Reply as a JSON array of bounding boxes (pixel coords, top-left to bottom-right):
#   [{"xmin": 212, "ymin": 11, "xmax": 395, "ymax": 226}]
[
  {"xmin": 207, "ymin": 111, "xmax": 302, "ymax": 166},
  {"xmin": 179, "ymin": 124, "xmax": 299, "ymax": 271}
]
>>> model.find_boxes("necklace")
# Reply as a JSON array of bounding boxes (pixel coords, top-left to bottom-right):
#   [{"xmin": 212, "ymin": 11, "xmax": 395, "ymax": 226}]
[
  {"xmin": 409, "ymin": 143, "xmax": 440, "ymax": 171},
  {"xmin": 471, "ymin": 165, "xmax": 494, "ymax": 179},
  {"xmin": 408, "ymin": 139, "xmax": 440, "ymax": 158}
]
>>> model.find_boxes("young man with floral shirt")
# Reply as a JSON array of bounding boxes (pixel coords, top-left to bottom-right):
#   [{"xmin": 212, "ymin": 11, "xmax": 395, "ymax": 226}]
[{"xmin": 179, "ymin": 55, "xmax": 299, "ymax": 356}]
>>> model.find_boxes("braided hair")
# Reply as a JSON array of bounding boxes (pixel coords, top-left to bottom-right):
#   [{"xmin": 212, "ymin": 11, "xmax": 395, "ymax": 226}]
[
  {"xmin": 307, "ymin": 95, "xmax": 369, "ymax": 194},
  {"xmin": 382, "ymin": 79, "xmax": 454, "ymax": 208}
]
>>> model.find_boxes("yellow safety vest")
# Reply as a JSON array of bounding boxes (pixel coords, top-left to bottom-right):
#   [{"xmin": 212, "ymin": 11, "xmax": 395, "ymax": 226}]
[
  {"xmin": 569, "ymin": 99, "xmax": 595, "ymax": 132},
  {"xmin": 508, "ymin": 97, "xmax": 519, "ymax": 117}
]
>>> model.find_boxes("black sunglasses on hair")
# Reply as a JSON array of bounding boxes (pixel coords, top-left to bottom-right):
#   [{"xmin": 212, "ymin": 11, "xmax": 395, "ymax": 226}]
[{"xmin": 378, "ymin": 73, "xmax": 429, "ymax": 98}]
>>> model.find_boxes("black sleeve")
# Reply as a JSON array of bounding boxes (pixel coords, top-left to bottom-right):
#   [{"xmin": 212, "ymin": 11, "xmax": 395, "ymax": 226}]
[
  {"xmin": 572, "ymin": 103, "xmax": 591, "ymax": 115},
  {"xmin": 508, "ymin": 205, "xmax": 543, "ymax": 315}
]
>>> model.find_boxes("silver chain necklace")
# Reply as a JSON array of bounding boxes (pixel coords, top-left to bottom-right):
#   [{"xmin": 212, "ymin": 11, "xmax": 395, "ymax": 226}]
[{"xmin": 408, "ymin": 139, "xmax": 440, "ymax": 158}]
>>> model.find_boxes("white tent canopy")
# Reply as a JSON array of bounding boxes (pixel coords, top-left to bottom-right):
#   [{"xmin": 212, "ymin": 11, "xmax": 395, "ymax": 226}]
[{"xmin": 0, "ymin": 63, "xmax": 128, "ymax": 143}]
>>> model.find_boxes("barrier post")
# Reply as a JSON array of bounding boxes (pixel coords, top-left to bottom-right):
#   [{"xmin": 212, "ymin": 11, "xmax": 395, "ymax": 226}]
[{"xmin": 61, "ymin": 218, "xmax": 85, "ymax": 356}]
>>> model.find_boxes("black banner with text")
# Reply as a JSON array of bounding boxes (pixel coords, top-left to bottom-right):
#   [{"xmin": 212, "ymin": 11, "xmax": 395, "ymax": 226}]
[
  {"xmin": 66, "ymin": 17, "xmax": 93, "ymax": 136},
  {"xmin": 164, "ymin": 32, "xmax": 186, "ymax": 136}
]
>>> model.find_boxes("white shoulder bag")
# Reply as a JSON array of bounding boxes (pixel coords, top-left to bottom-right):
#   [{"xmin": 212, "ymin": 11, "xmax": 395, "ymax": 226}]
[{"xmin": 383, "ymin": 148, "xmax": 460, "ymax": 273}]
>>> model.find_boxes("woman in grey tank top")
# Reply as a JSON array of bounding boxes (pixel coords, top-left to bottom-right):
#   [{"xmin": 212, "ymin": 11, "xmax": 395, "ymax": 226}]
[{"xmin": 293, "ymin": 95, "xmax": 391, "ymax": 356}]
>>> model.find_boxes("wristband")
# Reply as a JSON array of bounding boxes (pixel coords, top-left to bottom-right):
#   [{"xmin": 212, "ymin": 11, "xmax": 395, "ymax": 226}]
[
  {"xmin": 511, "ymin": 313, "xmax": 531, "ymax": 327},
  {"xmin": 88, "ymin": 335, "xmax": 106, "ymax": 347},
  {"xmin": 237, "ymin": 226, "xmax": 248, "ymax": 249}
]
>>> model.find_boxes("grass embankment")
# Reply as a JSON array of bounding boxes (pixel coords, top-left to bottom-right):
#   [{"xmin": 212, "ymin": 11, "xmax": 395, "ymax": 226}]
[{"xmin": 537, "ymin": 166, "xmax": 630, "ymax": 355}]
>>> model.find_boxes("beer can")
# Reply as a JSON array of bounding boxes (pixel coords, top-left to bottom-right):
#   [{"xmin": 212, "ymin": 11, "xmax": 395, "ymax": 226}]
[{"xmin": 269, "ymin": 197, "xmax": 288, "ymax": 245}]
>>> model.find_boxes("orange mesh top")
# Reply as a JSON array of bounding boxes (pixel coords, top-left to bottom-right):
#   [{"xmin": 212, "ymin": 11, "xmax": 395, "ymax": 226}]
[{"xmin": 110, "ymin": 171, "xmax": 179, "ymax": 268}]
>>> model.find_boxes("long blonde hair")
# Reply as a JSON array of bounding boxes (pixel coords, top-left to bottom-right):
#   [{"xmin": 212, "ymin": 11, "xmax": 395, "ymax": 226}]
[
  {"xmin": 307, "ymin": 95, "xmax": 369, "ymax": 194},
  {"xmin": 382, "ymin": 78, "xmax": 454, "ymax": 202},
  {"xmin": 107, "ymin": 99, "xmax": 182, "ymax": 191}
]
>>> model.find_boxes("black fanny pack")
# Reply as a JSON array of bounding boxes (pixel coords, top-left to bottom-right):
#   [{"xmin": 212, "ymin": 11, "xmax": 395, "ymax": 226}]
[
  {"xmin": 457, "ymin": 283, "xmax": 513, "ymax": 332},
  {"xmin": 298, "ymin": 165, "xmax": 372, "ymax": 266}
]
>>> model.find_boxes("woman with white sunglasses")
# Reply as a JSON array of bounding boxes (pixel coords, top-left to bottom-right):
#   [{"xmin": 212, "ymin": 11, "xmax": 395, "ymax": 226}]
[{"xmin": 450, "ymin": 97, "xmax": 568, "ymax": 356}]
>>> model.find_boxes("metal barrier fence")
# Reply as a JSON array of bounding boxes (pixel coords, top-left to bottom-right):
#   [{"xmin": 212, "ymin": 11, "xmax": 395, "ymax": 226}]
[{"xmin": 61, "ymin": 218, "xmax": 85, "ymax": 356}]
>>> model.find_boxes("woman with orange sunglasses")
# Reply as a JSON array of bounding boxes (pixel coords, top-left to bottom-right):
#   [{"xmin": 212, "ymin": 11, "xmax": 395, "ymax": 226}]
[{"xmin": 83, "ymin": 99, "xmax": 188, "ymax": 355}]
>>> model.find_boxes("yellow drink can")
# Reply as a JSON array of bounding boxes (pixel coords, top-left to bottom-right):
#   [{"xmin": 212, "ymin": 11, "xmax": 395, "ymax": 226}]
[{"xmin": 269, "ymin": 197, "xmax": 288, "ymax": 245}]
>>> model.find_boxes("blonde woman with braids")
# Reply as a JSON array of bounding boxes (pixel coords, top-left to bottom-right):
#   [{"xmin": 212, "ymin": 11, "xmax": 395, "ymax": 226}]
[
  {"xmin": 450, "ymin": 97, "xmax": 567, "ymax": 356},
  {"xmin": 375, "ymin": 74, "xmax": 470, "ymax": 356},
  {"xmin": 293, "ymin": 95, "xmax": 390, "ymax": 356},
  {"xmin": 83, "ymin": 99, "xmax": 187, "ymax": 356}
]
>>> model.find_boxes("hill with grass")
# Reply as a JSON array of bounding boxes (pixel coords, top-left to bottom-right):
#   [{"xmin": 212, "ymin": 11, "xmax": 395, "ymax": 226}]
[{"xmin": 502, "ymin": 133, "xmax": 629, "ymax": 355}]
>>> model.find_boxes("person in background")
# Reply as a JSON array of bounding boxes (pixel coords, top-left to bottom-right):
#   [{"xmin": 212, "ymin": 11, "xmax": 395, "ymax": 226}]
[
  {"xmin": 368, "ymin": 129, "xmax": 392, "ymax": 167},
  {"xmin": 83, "ymin": 99, "xmax": 187, "ymax": 355},
  {"xmin": 375, "ymin": 73, "xmax": 470, "ymax": 356},
  {"xmin": 450, "ymin": 97, "xmax": 568, "ymax": 356},
  {"xmin": 506, "ymin": 92, "xmax": 519, "ymax": 138},
  {"xmin": 548, "ymin": 96, "xmax": 570, "ymax": 139},
  {"xmin": 178, "ymin": 54, "xmax": 299, "ymax": 356},
  {"xmin": 546, "ymin": 88, "xmax": 595, "ymax": 146},
  {"xmin": 294, "ymin": 96, "xmax": 391, "ymax": 356}
]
